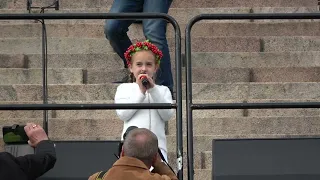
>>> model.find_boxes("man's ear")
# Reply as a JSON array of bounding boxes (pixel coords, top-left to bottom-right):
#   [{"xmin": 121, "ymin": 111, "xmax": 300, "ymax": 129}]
[
  {"xmin": 151, "ymin": 153, "xmax": 157, "ymax": 166},
  {"xmin": 121, "ymin": 146, "xmax": 125, "ymax": 157}
]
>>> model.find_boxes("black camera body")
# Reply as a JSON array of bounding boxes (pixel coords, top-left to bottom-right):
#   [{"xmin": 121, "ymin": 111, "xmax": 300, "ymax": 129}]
[{"xmin": 3, "ymin": 124, "xmax": 29, "ymax": 144}]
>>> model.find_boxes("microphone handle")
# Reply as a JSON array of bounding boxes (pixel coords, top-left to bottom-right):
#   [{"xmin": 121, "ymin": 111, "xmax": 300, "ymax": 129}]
[{"xmin": 142, "ymin": 78, "xmax": 149, "ymax": 88}]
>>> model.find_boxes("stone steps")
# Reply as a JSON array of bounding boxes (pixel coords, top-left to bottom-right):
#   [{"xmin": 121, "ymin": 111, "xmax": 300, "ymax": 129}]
[
  {"xmin": 0, "ymin": 68, "xmax": 83, "ymax": 84},
  {"xmin": 3, "ymin": 66, "xmax": 316, "ymax": 85},
  {"xmin": 2, "ymin": 82, "xmax": 320, "ymax": 101},
  {"xmin": 1, "ymin": 0, "xmax": 318, "ymax": 9},
  {"xmin": 0, "ymin": 7, "xmax": 319, "ymax": 25},
  {"xmin": 0, "ymin": 100, "xmax": 242, "ymax": 119},
  {"xmin": 1, "ymin": 22, "xmax": 320, "ymax": 39},
  {"xmin": 0, "ymin": 36, "xmax": 320, "ymax": 54},
  {"xmin": 0, "ymin": 51, "xmax": 317, "ymax": 69},
  {"xmin": 0, "ymin": 98, "xmax": 319, "ymax": 119},
  {"xmin": 1, "ymin": 1, "xmax": 320, "ymax": 179},
  {"xmin": 166, "ymin": 134, "xmax": 320, "ymax": 152},
  {"xmin": 91, "ymin": 67, "xmax": 320, "ymax": 84},
  {"xmin": 1, "ymin": 116, "xmax": 318, "ymax": 137},
  {"xmin": 168, "ymin": 116, "xmax": 320, "ymax": 136}
]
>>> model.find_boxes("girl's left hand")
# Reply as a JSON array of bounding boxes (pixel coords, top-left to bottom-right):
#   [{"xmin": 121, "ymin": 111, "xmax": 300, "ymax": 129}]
[
  {"xmin": 145, "ymin": 74, "xmax": 155, "ymax": 89},
  {"xmin": 137, "ymin": 74, "xmax": 155, "ymax": 90}
]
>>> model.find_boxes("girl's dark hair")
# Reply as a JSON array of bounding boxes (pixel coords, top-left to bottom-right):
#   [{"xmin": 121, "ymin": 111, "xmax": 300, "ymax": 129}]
[{"xmin": 129, "ymin": 73, "xmax": 135, "ymax": 83}]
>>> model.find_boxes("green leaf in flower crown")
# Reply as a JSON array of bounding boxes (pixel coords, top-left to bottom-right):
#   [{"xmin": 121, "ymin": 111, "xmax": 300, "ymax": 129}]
[
  {"xmin": 135, "ymin": 47, "xmax": 141, "ymax": 51},
  {"xmin": 144, "ymin": 46, "xmax": 148, "ymax": 50}
]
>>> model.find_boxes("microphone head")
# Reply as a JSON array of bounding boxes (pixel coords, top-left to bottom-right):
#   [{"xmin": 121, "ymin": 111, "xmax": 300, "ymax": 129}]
[
  {"xmin": 139, "ymin": 75, "xmax": 147, "ymax": 80},
  {"xmin": 139, "ymin": 75, "xmax": 149, "ymax": 87},
  {"xmin": 123, "ymin": 126, "xmax": 138, "ymax": 139}
]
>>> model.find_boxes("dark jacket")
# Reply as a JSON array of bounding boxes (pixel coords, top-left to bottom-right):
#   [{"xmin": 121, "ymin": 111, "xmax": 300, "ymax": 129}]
[
  {"xmin": 89, "ymin": 156, "xmax": 178, "ymax": 180},
  {"xmin": 0, "ymin": 140, "xmax": 56, "ymax": 180}
]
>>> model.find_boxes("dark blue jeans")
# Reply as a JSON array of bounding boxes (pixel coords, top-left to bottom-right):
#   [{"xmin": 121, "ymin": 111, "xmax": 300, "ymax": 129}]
[{"xmin": 104, "ymin": 0, "xmax": 174, "ymax": 91}]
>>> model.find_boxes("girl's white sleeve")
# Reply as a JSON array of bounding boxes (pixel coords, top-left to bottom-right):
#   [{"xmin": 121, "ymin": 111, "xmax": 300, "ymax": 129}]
[
  {"xmin": 148, "ymin": 86, "xmax": 174, "ymax": 122},
  {"xmin": 114, "ymin": 84, "xmax": 146, "ymax": 121}
]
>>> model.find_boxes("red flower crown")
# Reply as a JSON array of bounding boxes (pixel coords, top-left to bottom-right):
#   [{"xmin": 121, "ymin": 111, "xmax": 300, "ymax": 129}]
[{"xmin": 124, "ymin": 40, "xmax": 163, "ymax": 66}]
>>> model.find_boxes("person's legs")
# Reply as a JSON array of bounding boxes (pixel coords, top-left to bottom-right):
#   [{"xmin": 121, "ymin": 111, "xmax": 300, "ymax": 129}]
[
  {"xmin": 104, "ymin": 0, "xmax": 144, "ymax": 68},
  {"xmin": 142, "ymin": 0, "xmax": 174, "ymax": 92}
]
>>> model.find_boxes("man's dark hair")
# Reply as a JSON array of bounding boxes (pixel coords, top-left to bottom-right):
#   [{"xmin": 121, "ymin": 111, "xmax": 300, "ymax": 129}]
[{"xmin": 123, "ymin": 128, "xmax": 158, "ymax": 166}]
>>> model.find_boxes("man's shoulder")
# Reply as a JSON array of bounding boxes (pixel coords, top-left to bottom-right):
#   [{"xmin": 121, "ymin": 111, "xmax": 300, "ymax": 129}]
[{"xmin": 88, "ymin": 171, "xmax": 108, "ymax": 180}]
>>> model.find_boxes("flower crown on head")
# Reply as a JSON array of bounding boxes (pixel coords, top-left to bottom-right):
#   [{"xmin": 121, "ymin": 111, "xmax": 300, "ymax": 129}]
[{"xmin": 124, "ymin": 40, "xmax": 163, "ymax": 66}]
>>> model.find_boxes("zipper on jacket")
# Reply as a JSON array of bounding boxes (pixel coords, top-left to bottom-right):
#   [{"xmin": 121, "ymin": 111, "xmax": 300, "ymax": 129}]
[{"xmin": 147, "ymin": 92, "xmax": 151, "ymax": 130}]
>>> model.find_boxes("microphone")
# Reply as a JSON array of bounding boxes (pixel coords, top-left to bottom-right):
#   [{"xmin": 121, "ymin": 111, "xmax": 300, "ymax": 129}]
[{"xmin": 140, "ymin": 75, "xmax": 149, "ymax": 88}]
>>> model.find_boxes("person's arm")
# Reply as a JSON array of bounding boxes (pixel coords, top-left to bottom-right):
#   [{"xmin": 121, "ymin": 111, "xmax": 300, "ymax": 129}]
[
  {"xmin": 152, "ymin": 154, "xmax": 178, "ymax": 180},
  {"xmin": 148, "ymin": 86, "xmax": 174, "ymax": 121},
  {"xmin": 115, "ymin": 84, "xmax": 146, "ymax": 121},
  {"xmin": 14, "ymin": 140, "xmax": 56, "ymax": 179}
]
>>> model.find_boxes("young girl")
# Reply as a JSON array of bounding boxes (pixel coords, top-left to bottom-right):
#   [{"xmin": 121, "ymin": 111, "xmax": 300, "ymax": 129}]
[{"xmin": 114, "ymin": 40, "xmax": 174, "ymax": 162}]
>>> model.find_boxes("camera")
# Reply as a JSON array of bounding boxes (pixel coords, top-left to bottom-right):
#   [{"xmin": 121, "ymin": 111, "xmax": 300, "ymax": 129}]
[{"xmin": 3, "ymin": 124, "xmax": 29, "ymax": 144}]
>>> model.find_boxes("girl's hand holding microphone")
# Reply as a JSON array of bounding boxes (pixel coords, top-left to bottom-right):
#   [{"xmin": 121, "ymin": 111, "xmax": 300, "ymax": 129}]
[{"xmin": 137, "ymin": 74, "xmax": 155, "ymax": 94}]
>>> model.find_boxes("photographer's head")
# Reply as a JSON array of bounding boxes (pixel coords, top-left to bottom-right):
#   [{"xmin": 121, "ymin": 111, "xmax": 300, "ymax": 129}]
[{"xmin": 122, "ymin": 128, "xmax": 158, "ymax": 168}]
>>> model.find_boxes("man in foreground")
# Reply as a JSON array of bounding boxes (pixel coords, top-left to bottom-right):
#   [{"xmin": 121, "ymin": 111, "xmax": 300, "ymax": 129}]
[{"xmin": 89, "ymin": 128, "xmax": 178, "ymax": 180}]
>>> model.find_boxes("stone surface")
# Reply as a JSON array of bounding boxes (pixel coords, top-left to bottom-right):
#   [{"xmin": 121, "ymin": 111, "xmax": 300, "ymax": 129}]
[
  {"xmin": 1, "ymin": 7, "xmax": 319, "ymax": 25},
  {"xmin": 168, "ymin": 116, "xmax": 320, "ymax": 135},
  {"xmin": 263, "ymin": 36, "xmax": 320, "ymax": 52},
  {"xmin": 248, "ymin": 82, "xmax": 320, "ymax": 100},
  {"xmin": 0, "ymin": 54, "xmax": 26, "ymax": 68},
  {"xmin": 0, "ymin": 37, "xmax": 260, "ymax": 54},
  {"xmin": 89, "ymin": 67, "xmax": 250, "ymax": 84},
  {"xmin": 172, "ymin": 0, "xmax": 319, "ymax": 8},
  {"xmin": 190, "ymin": 51, "xmax": 320, "ymax": 68},
  {"xmin": 2, "ymin": 22, "xmax": 320, "ymax": 39},
  {"xmin": 1, "ymin": 1, "xmax": 320, "ymax": 179},
  {"xmin": 16, "ymin": 51, "xmax": 320, "ymax": 69},
  {"xmin": 2, "ymin": 83, "xmax": 320, "ymax": 101},
  {"xmin": 1, "ymin": 36, "xmax": 319, "ymax": 54},
  {"xmin": 247, "ymin": 99, "xmax": 320, "ymax": 117},
  {"xmin": 0, "ymin": 68, "xmax": 83, "ymax": 84},
  {"xmin": 251, "ymin": 67, "xmax": 320, "ymax": 82},
  {"xmin": 1, "ymin": 0, "xmax": 318, "ymax": 9}
]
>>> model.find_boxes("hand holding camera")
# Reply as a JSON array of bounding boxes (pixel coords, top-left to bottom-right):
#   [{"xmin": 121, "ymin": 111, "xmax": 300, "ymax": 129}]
[{"xmin": 24, "ymin": 123, "xmax": 48, "ymax": 147}]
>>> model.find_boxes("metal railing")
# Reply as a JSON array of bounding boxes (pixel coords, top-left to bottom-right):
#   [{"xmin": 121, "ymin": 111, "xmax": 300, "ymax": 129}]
[
  {"xmin": 0, "ymin": 13, "xmax": 183, "ymax": 180},
  {"xmin": 185, "ymin": 13, "xmax": 320, "ymax": 180}
]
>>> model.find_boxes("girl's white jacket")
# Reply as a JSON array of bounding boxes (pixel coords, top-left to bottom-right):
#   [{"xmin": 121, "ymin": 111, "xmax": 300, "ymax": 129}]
[{"xmin": 115, "ymin": 83, "xmax": 174, "ymax": 158}]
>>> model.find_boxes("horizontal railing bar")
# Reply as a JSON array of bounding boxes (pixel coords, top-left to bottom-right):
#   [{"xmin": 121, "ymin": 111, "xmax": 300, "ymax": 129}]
[
  {"xmin": 191, "ymin": 102, "xmax": 320, "ymax": 109},
  {"xmin": 0, "ymin": 13, "xmax": 174, "ymax": 20},
  {"xmin": 0, "ymin": 103, "xmax": 176, "ymax": 110}
]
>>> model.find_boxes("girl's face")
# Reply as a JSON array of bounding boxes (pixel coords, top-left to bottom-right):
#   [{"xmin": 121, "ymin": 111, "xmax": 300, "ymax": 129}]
[{"xmin": 129, "ymin": 50, "xmax": 158, "ymax": 80}]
